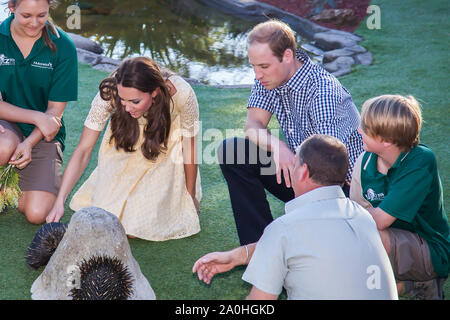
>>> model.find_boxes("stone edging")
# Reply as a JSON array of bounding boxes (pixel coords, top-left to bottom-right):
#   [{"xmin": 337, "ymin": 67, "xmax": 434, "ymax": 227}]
[
  {"xmin": 1, "ymin": 1, "xmax": 372, "ymax": 88},
  {"xmin": 69, "ymin": 0, "xmax": 373, "ymax": 87},
  {"xmin": 197, "ymin": 0, "xmax": 373, "ymax": 78}
]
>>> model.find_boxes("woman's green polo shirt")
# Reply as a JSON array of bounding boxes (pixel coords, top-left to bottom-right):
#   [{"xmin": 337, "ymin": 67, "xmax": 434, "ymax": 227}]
[
  {"xmin": 0, "ymin": 15, "xmax": 78, "ymax": 151},
  {"xmin": 360, "ymin": 145, "xmax": 449, "ymax": 277}
]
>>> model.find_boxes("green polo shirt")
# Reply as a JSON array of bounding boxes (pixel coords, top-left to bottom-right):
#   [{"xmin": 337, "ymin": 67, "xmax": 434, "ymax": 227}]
[
  {"xmin": 360, "ymin": 145, "xmax": 449, "ymax": 277},
  {"xmin": 0, "ymin": 15, "xmax": 78, "ymax": 151}
]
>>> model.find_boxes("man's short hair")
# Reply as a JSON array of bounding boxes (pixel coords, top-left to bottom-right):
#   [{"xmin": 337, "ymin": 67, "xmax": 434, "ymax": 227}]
[
  {"xmin": 361, "ymin": 95, "xmax": 422, "ymax": 151},
  {"xmin": 247, "ymin": 19, "xmax": 297, "ymax": 61},
  {"xmin": 297, "ymin": 135, "xmax": 349, "ymax": 186}
]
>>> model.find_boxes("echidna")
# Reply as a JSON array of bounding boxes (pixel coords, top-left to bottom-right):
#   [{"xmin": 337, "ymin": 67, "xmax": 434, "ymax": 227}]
[
  {"xmin": 25, "ymin": 222, "xmax": 68, "ymax": 269},
  {"xmin": 69, "ymin": 255, "xmax": 134, "ymax": 300}
]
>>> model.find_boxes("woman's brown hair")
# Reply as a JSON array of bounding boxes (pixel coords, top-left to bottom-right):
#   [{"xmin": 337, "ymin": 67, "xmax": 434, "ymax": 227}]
[
  {"xmin": 8, "ymin": 0, "xmax": 59, "ymax": 53},
  {"xmin": 99, "ymin": 57, "xmax": 172, "ymax": 161}
]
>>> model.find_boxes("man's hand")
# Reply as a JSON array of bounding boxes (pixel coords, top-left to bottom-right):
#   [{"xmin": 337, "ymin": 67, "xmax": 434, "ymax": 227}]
[
  {"xmin": 192, "ymin": 249, "xmax": 243, "ymax": 285},
  {"xmin": 272, "ymin": 140, "xmax": 296, "ymax": 188}
]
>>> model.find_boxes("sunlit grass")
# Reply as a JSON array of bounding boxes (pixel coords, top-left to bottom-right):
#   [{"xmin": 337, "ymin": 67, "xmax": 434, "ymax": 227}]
[{"xmin": 0, "ymin": 0, "xmax": 448, "ymax": 300}]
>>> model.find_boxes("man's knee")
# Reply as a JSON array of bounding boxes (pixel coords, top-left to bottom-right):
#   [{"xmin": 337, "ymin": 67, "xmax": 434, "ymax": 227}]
[
  {"xmin": 218, "ymin": 137, "xmax": 241, "ymax": 166},
  {"xmin": 218, "ymin": 137, "xmax": 261, "ymax": 167}
]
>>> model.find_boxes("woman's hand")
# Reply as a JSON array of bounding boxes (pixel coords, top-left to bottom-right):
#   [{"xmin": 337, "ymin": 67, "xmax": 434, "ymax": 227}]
[
  {"xmin": 9, "ymin": 140, "xmax": 32, "ymax": 169},
  {"xmin": 46, "ymin": 200, "xmax": 65, "ymax": 223}
]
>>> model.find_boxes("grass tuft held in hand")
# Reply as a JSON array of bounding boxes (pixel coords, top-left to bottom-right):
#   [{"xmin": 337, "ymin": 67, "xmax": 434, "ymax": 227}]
[{"xmin": 0, "ymin": 160, "xmax": 22, "ymax": 212}]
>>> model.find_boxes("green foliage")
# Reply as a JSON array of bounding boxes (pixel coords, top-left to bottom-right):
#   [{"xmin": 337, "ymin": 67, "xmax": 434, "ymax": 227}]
[{"xmin": 0, "ymin": 164, "xmax": 21, "ymax": 211}]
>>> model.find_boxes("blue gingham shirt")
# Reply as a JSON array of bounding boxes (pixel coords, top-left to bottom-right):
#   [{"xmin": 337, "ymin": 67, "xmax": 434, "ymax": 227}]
[{"xmin": 248, "ymin": 50, "xmax": 363, "ymax": 181}]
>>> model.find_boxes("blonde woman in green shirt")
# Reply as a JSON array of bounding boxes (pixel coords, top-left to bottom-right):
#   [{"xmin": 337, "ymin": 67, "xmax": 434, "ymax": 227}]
[{"xmin": 0, "ymin": 0, "xmax": 78, "ymax": 223}]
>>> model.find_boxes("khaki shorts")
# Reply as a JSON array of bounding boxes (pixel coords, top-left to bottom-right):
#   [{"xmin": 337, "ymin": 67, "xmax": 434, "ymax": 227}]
[
  {"xmin": 387, "ymin": 227, "xmax": 437, "ymax": 282},
  {"xmin": 0, "ymin": 120, "xmax": 63, "ymax": 195}
]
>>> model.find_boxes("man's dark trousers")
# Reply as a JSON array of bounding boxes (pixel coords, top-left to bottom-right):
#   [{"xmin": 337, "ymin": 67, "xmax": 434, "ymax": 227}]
[{"xmin": 218, "ymin": 137, "xmax": 295, "ymax": 245}]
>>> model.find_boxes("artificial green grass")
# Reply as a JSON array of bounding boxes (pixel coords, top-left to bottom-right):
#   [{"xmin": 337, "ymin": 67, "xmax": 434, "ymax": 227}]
[{"xmin": 0, "ymin": 0, "xmax": 448, "ymax": 300}]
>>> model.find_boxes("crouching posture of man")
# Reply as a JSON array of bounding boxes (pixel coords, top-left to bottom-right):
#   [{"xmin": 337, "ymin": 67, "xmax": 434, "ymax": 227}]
[{"xmin": 194, "ymin": 135, "xmax": 398, "ymax": 300}]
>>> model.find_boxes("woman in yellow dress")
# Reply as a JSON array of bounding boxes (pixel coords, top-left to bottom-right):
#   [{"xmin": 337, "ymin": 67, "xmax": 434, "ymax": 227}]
[{"xmin": 46, "ymin": 57, "xmax": 201, "ymax": 241}]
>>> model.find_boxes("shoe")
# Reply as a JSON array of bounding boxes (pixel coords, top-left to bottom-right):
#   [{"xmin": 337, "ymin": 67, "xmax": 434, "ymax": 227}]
[{"xmin": 404, "ymin": 277, "xmax": 447, "ymax": 300}]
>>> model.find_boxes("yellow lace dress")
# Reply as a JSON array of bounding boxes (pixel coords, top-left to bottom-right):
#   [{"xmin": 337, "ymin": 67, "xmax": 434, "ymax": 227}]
[{"xmin": 69, "ymin": 75, "xmax": 201, "ymax": 241}]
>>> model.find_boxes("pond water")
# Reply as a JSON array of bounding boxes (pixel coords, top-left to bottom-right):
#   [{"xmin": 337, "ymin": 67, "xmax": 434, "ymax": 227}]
[{"xmin": 0, "ymin": 0, "xmax": 313, "ymax": 85}]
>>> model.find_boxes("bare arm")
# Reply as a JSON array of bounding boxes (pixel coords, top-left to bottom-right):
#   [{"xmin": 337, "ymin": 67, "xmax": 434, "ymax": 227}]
[
  {"xmin": 244, "ymin": 107, "xmax": 273, "ymax": 151},
  {"xmin": 0, "ymin": 100, "xmax": 62, "ymax": 141},
  {"xmin": 9, "ymin": 101, "xmax": 66, "ymax": 168},
  {"xmin": 245, "ymin": 107, "xmax": 296, "ymax": 187},
  {"xmin": 366, "ymin": 207, "xmax": 397, "ymax": 231},
  {"xmin": 46, "ymin": 126, "xmax": 101, "ymax": 223},
  {"xmin": 192, "ymin": 242, "xmax": 257, "ymax": 285},
  {"xmin": 182, "ymin": 135, "xmax": 199, "ymax": 212}
]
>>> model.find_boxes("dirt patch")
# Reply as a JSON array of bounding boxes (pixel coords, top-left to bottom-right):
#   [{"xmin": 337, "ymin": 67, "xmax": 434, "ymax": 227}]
[{"xmin": 256, "ymin": 0, "xmax": 371, "ymax": 32}]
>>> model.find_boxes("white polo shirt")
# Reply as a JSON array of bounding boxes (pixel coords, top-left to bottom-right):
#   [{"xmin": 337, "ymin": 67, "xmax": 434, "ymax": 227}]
[{"xmin": 242, "ymin": 185, "xmax": 398, "ymax": 300}]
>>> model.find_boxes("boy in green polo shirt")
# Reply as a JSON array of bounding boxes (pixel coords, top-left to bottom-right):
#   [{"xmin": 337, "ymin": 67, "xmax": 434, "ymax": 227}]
[{"xmin": 350, "ymin": 94, "xmax": 449, "ymax": 300}]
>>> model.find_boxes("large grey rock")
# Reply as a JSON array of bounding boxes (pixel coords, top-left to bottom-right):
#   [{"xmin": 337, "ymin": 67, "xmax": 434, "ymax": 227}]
[
  {"xmin": 76, "ymin": 48, "xmax": 121, "ymax": 72},
  {"xmin": 323, "ymin": 45, "xmax": 367, "ymax": 63},
  {"xmin": 300, "ymin": 43, "xmax": 325, "ymax": 57},
  {"xmin": 354, "ymin": 51, "xmax": 373, "ymax": 66},
  {"xmin": 68, "ymin": 33, "xmax": 104, "ymax": 54},
  {"xmin": 30, "ymin": 207, "xmax": 156, "ymax": 300},
  {"xmin": 323, "ymin": 56, "xmax": 355, "ymax": 77},
  {"xmin": 76, "ymin": 47, "xmax": 101, "ymax": 65},
  {"xmin": 314, "ymin": 31, "xmax": 358, "ymax": 50},
  {"xmin": 319, "ymin": 29, "xmax": 363, "ymax": 42}
]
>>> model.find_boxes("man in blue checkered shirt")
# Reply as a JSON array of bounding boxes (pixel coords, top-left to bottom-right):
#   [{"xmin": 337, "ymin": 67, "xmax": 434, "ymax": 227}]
[{"xmin": 219, "ymin": 20, "xmax": 364, "ymax": 245}]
